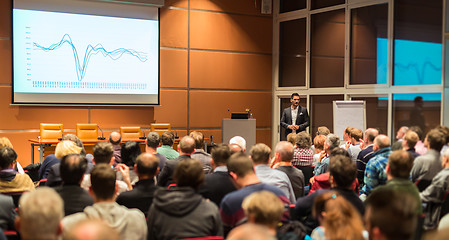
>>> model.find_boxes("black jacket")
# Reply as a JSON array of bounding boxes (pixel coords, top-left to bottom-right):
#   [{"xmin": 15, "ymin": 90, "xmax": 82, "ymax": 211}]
[
  {"xmin": 199, "ymin": 171, "xmax": 237, "ymax": 206},
  {"xmin": 157, "ymin": 155, "xmax": 191, "ymax": 187},
  {"xmin": 54, "ymin": 185, "xmax": 94, "ymax": 216},
  {"xmin": 116, "ymin": 178, "xmax": 158, "ymax": 216},
  {"xmin": 280, "ymin": 106, "xmax": 310, "ymax": 139}
]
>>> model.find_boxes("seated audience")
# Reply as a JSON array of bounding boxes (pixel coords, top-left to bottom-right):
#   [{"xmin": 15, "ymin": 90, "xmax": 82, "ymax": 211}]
[
  {"xmin": 411, "ymin": 129, "xmax": 445, "ymax": 183},
  {"xmin": 410, "ymin": 126, "xmax": 427, "ymax": 155},
  {"xmin": 286, "ymin": 133, "xmax": 296, "ymax": 146},
  {"xmin": 356, "ymin": 128, "xmax": 379, "ymax": 188},
  {"xmin": 116, "ymin": 153, "xmax": 159, "ymax": 216},
  {"xmin": 0, "ymin": 147, "xmax": 34, "ymax": 193},
  {"xmin": 118, "ymin": 141, "xmax": 140, "ymax": 185},
  {"xmin": 313, "ymin": 135, "xmax": 326, "ymax": 165},
  {"xmin": 109, "ymin": 131, "xmax": 122, "ymax": 166},
  {"xmin": 145, "ymin": 132, "xmax": 167, "ymax": 173},
  {"xmin": 251, "ymin": 143, "xmax": 296, "ymax": 203},
  {"xmin": 220, "ymin": 153, "xmax": 290, "ymax": 235},
  {"xmin": 0, "ymin": 193, "xmax": 15, "ymax": 231},
  {"xmin": 316, "ymin": 126, "xmax": 330, "ymax": 136},
  {"xmin": 340, "ymin": 126, "xmax": 354, "ymax": 149},
  {"xmin": 227, "ymin": 223, "xmax": 276, "ymax": 240},
  {"xmin": 347, "ymin": 128, "xmax": 363, "ymax": 162},
  {"xmin": 437, "ymin": 125, "xmax": 449, "ymax": 156},
  {"xmin": 54, "ymin": 154, "xmax": 93, "ymax": 216},
  {"xmin": 16, "ymin": 187, "xmax": 64, "ymax": 240},
  {"xmin": 229, "ymin": 136, "xmax": 247, "ymax": 152},
  {"xmin": 199, "ymin": 144, "xmax": 237, "ymax": 206},
  {"xmin": 360, "ymin": 134, "xmax": 391, "ymax": 197},
  {"xmin": 314, "ymin": 134, "xmax": 340, "ymax": 176},
  {"xmin": 62, "ymin": 164, "xmax": 147, "ymax": 240},
  {"xmin": 391, "ymin": 126, "xmax": 409, "ymax": 151},
  {"xmin": 190, "ymin": 131, "xmax": 212, "ymax": 173},
  {"xmin": 311, "ymin": 191, "xmax": 366, "ymax": 240},
  {"xmin": 365, "ymin": 188, "xmax": 418, "ymax": 240},
  {"xmin": 147, "ymin": 158, "xmax": 222, "ymax": 240},
  {"xmin": 0, "ymin": 137, "xmax": 24, "ymax": 174},
  {"xmin": 156, "ymin": 131, "xmax": 179, "ymax": 160},
  {"xmin": 292, "ymin": 132, "xmax": 314, "ymax": 168},
  {"xmin": 157, "ymin": 136, "xmax": 195, "ymax": 187},
  {"xmin": 63, "ymin": 219, "xmax": 120, "ymax": 240},
  {"xmin": 402, "ymin": 130, "xmax": 420, "ymax": 159}
]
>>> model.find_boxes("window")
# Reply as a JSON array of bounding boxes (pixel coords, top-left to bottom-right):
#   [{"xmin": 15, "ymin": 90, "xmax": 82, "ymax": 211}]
[{"xmin": 280, "ymin": 0, "xmax": 306, "ymax": 13}]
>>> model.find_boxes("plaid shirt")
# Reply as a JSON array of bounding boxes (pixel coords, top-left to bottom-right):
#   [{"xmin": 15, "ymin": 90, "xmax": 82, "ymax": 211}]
[
  {"xmin": 292, "ymin": 147, "xmax": 314, "ymax": 167},
  {"xmin": 361, "ymin": 147, "xmax": 391, "ymax": 195}
]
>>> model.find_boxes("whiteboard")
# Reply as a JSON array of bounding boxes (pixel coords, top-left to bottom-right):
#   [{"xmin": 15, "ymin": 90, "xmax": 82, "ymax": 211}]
[{"xmin": 333, "ymin": 101, "xmax": 366, "ymax": 140}]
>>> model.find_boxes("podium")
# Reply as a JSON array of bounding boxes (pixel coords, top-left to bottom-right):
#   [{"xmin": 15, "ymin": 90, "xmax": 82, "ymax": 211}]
[{"xmin": 222, "ymin": 119, "xmax": 256, "ymax": 150}]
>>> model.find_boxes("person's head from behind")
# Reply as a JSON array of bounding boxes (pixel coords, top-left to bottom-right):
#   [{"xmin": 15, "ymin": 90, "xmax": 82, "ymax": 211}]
[
  {"xmin": 274, "ymin": 141, "xmax": 294, "ymax": 162},
  {"xmin": 250, "ymin": 143, "xmax": 271, "ymax": 165},
  {"xmin": 409, "ymin": 126, "xmax": 424, "ymax": 141},
  {"xmin": 229, "ymin": 143, "xmax": 243, "ymax": 154},
  {"xmin": 344, "ymin": 127, "xmax": 354, "ymax": 141},
  {"xmin": 317, "ymin": 126, "xmax": 330, "ymax": 136},
  {"xmin": 0, "ymin": 137, "xmax": 13, "ymax": 149},
  {"xmin": 189, "ymin": 131, "xmax": 205, "ymax": 150},
  {"xmin": 229, "ymin": 136, "xmax": 247, "ymax": 152},
  {"xmin": 365, "ymin": 188, "xmax": 418, "ymax": 240},
  {"xmin": 350, "ymin": 128, "xmax": 363, "ymax": 145},
  {"xmin": 109, "ymin": 131, "xmax": 121, "ymax": 145},
  {"xmin": 295, "ymin": 132, "xmax": 312, "ymax": 149},
  {"xmin": 120, "ymin": 141, "xmax": 141, "ymax": 167},
  {"xmin": 55, "ymin": 140, "xmax": 82, "ymax": 159},
  {"xmin": 324, "ymin": 134, "xmax": 340, "ymax": 153},
  {"xmin": 328, "ymin": 154, "xmax": 356, "ymax": 189},
  {"xmin": 62, "ymin": 134, "xmax": 86, "ymax": 156},
  {"xmin": 425, "ymin": 129, "xmax": 446, "ymax": 152},
  {"xmin": 146, "ymin": 132, "xmax": 160, "ymax": 149},
  {"xmin": 63, "ymin": 219, "xmax": 120, "ymax": 240},
  {"xmin": 242, "ymin": 191, "xmax": 284, "ymax": 229},
  {"xmin": 286, "ymin": 133, "xmax": 296, "ymax": 146},
  {"xmin": 211, "ymin": 144, "xmax": 231, "ymax": 167},
  {"xmin": 179, "ymin": 136, "xmax": 195, "ymax": 154},
  {"xmin": 329, "ymin": 147, "xmax": 350, "ymax": 158},
  {"xmin": 313, "ymin": 135, "xmax": 327, "ymax": 152},
  {"xmin": 436, "ymin": 125, "xmax": 449, "ymax": 145},
  {"xmin": 402, "ymin": 131, "xmax": 419, "ymax": 150},
  {"xmin": 90, "ymin": 164, "xmax": 116, "ymax": 201},
  {"xmin": 0, "ymin": 147, "xmax": 17, "ymax": 170},
  {"xmin": 16, "ymin": 187, "xmax": 63, "ymax": 240},
  {"xmin": 161, "ymin": 131, "xmax": 175, "ymax": 147},
  {"xmin": 227, "ymin": 153, "xmax": 255, "ymax": 187},
  {"xmin": 373, "ymin": 134, "xmax": 390, "ymax": 152},
  {"xmin": 93, "ymin": 141, "xmax": 114, "ymax": 165},
  {"xmin": 365, "ymin": 128, "xmax": 379, "ymax": 144},
  {"xmin": 387, "ymin": 150, "xmax": 413, "ymax": 180},
  {"xmin": 174, "ymin": 158, "xmax": 204, "ymax": 190},
  {"xmin": 135, "ymin": 153, "xmax": 159, "ymax": 179},
  {"xmin": 313, "ymin": 191, "xmax": 364, "ymax": 240},
  {"xmin": 60, "ymin": 154, "xmax": 87, "ymax": 186}
]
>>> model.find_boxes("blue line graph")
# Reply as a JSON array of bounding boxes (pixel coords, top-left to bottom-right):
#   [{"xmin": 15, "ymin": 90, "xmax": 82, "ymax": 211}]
[{"xmin": 33, "ymin": 34, "xmax": 149, "ymax": 81}]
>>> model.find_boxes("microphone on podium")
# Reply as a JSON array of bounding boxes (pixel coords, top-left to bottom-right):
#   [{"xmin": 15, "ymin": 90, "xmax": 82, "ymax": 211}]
[{"xmin": 97, "ymin": 125, "xmax": 106, "ymax": 140}]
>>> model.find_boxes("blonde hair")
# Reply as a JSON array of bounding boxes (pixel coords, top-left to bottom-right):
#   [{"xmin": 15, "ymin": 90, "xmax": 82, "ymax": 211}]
[
  {"xmin": 0, "ymin": 137, "xmax": 13, "ymax": 149},
  {"xmin": 286, "ymin": 133, "xmax": 296, "ymax": 146},
  {"xmin": 242, "ymin": 191, "xmax": 284, "ymax": 228},
  {"xmin": 55, "ymin": 140, "xmax": 82, "ymax": 159}
]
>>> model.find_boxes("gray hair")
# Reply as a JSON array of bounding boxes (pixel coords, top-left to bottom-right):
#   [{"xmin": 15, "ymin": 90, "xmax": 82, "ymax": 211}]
[
  {"xmin": 146, "ymin": 132, "xmax": 160, "ymax": 149},
  {"xmin": 275, "ymin": 141, "xmax": 294, "ymax": 162},
  {"xmin": 326, "ymin": 134, "xmax": 340, "ymax": 151}
]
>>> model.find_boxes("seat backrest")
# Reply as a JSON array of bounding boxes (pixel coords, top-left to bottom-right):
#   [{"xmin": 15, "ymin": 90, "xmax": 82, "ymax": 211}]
[
  {"xmin": 76, "ymin": 123, "xmax": 99, "ymax": 140},
  {"xmin": 120, "ymin": 126, "xmax": 141, "ymax": 141},
  {"xmin": 150, "ymin": 123, "xmax": 171, "ymax": 136},
  {"xmin": 40, "ymin": 123, "xmax": 63, "ymax": 140},
  {"xmin": 2, "ymin": 191, "xmax": 26, "ymax": 208}
]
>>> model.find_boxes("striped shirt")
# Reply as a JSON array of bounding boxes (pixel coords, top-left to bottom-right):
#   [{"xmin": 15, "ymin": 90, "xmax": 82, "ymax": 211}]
[{"xmin": 292, "ymin": 148, "xmax": 314, "ymax": 167}]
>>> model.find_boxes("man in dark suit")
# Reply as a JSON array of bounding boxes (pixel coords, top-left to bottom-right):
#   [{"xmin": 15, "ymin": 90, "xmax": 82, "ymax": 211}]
[
  {"xmin": 199, "ymin": 144, "xmax": 237, "ymax": 206},
  {"xmin": 356, "ymin": 128, "xmax": 379, "ymax": 186},
  {"xmin": 116, "ymin": 152, "xmax": 159, "ymax": 216},
  {"xmin": 280, "ymin": 93, "xmax": 310, "ymax": 140}
]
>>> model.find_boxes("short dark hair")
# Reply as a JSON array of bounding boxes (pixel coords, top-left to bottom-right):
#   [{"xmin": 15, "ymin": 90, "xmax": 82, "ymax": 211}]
[
  {"xmin": 0, "ymin": 147, "xmax": 17, "ymax": 169},
  {"xmin": 365, "ymin": 188, "xmax": 417, "ymax": 240},
  {"xmin": 329, "ymin": 147, "xmax": 350, "ymax": 158},
  {"xmin": 93, "ymin": 142, "xmax": 114, "ymax": 165},
  {"xmin": 90, "ymin": 164, "xmax": 116, "ymax": 200},
  {"xmin": 109, "ymin": 136, "xmax": 121, "ymax": 145},
  {"xmin": 291, "ymin": 93, "xmax": 300, "ymax": 99},
  {"xmin": 189, "ymin": 131, "xmax": 205, "ymax": 149},
  {"xmin": 436, "ymin": 125, "xmax": 449, "ymax": 144},
  {"xmin": 388, "ymin": 150, "xmax": 413, "ymax": 179},
  {"xmin": 426, "ymin": 129, "xmax": 446, "ymax": 151},
  {"xmin": 121, "ymin": 141, "xmax": 141, "ymax": 167},
  {"xmin": 329, "ymin": 155, "xmax": 356, "ymax": 188},
  {"xmin": 345, "ymin": 127, "xmax": 354, "ymax": 136},
  {"xmin": 60, "ymin": 154, "xmax": 87, "ymax": 185},
  {"xmin": 350, "ymin": 128, "xmax": 363, "ymax": 141},
  {"xmin": 161, "ymin": 131, "xmax": 175, "ymax": 146},
  {"xmin": 136, "ymin": 153, "xmax": 159, "ymax": 176},
  {"xmin": 174, "ymin": 158, "xmax": 204, "ymax": 189},
  {"xmin": 409, "ymin": 126, "xmax": 423, "ymax": 140},
  {"xmin": 146, "ymin": 132, "xmax": 160, "ymax": 149},
  {"xmin": 179, "ymin": 136, "xmax": 195, "ymax": 154},
  {"xmin": 227, "ymin": 153, "xmax": 254, "ymax": 177},
  {"xmin": 250, "ymin": 143, "xmax": 271, "ymax": 164},
  {"xmin": 211, "ymin": 144, "xmax": 231, "ymax": 166}
]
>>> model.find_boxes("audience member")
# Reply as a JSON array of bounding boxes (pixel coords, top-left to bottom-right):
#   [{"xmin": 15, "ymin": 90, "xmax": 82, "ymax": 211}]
[
  {"xmin": 0, "ymin": 193, "xmax": 15, "ymax": 231},
  {"xmin": 220, "ymin": 153, "xmax": 290, "ymax": 234},
  {"xmin": 156, "ymin": 131, "xmax": 179, "ymax": 160},
  {"xmin": 437, "ymin": 125, "xmax": 449, "ymax": 156},
  {"xmin": 316, "ymin": 126, "xmax": 330, "ymax": 136},
  {"xmin": 391, "ymin": 126, "xmax": 409, "ymax": 151},
  {"xmin": 311, "ymin": 191, "xmax": 366, "ymax": 240},
  {"xmin": 145, "ymin": 132, "xmax": 167, "ymax": 173},
  {"xmin": 39, "ymin": 138, "xmax": 82, "ymax": 180},
  {"xmin": 229, "ymin": 143, "xmax": 244, "ymax": 154},
  {"xmin": 411, "ymin": 129, "xmax": 445, "ymax": 183},
  {"xmin": 16, "ymin": 187, "xmax": 64, "ymax": 240},
  {"xmin": 402, "ymin": 130, "xmax": 420, "ymax": 159},
  {"xmin": 314, "ymin": 134, "xmax": 340, "ymax": 176},
  {"xmin": 0, "ymin": 137, "xmax": 24, "ymax": 174},
  {"xmin": 312, "ymin": 135, "xmax": 326, "ymax": 165},
  {"xmin": 340, "ymin": 126, "xmax": 354, "ymax": 149},
  {"xmin": 147, "ymin": 158, "xmax": 222, "ymax": 240},
  {"xmin": 286, "ymin": 133, "xmax": 296, "ymax": 146},
  {"xmin": 292, "ymin": 132, "xmax": 314, "ymax": 168},
  {"xmin": 365, "ymin": 188, "xmax": 418, "ymax": 240},
  {"xmin": 229, "ymin": 136, "xmax": 247, "ymax": 152},
  {"xmin": 157, "ymin": 136, "xmax": 195, "ymax": 187},
  {"xmin": 118, "ymin": 141, "xmax": 140, "ymax": 184},
  {"xmin": 190, "ymin": 131, "xmax": 212, "ymax": 173},
  {"xmin": 227, "ymin": 223, "xmax": 276, "ymax": 240},
  {"xmin": 116, "ymin": 153, "xmax": 159, "ymax": 216},
  {"xmin": 410, "ymin": 126, "xmax": 427, "ymax": 155},
  {"xmin": 356, "ymin": 128, "xmax": 379, "ymax": 186},
  {"xmin": 251, "ymin": 143, "xmax": 296, "ymax": 203},
  {"xmin": 109, "ymin": 131, "xmax": 122, "ymax": 166},
  {"xmin": 0, "ymin": 147, "xmax": 34, "ymax": 193},
  {"xmin": 54, "ymin": 154, "xmax": 93, "ymax": 216},
  {"xmin": 347, "ymin": 128, "xmax": 363, "ymax": 162},
  {"xmin": 360, "ymin": 134, "xmax": 391, "ymax": 197},
  {"xmin": 62, "ymin": 164, "xmax": 147, "ymax": 240},
  {"xmin": 63, "ymin": 218, "xmax": 120, "ymax": 240},
  {"xmin": 199, "ymin": 144, "xmax": 237, "ymax": 206}
]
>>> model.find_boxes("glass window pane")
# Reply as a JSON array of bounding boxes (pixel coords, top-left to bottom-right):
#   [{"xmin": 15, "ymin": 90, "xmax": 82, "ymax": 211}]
[
  {"xmin": 393, "ymin": 0, "xmax": 443, "ymax": 86},
  {"xmin": 311, "ymin": 10, "xmax": 345, "ymax": 88},
  {"xmin": 311, "ymin": 0, "xmax": 345, "ymax": 10},
  {"xmin": 280, "ymin": 0, "xmax": 306, "ymax": 13},
  {"xmin": 310, "ymin": 95, "xmax": 344, "ymax": 139},
  {"xmin": 351, "ymin": 96, "xmax": 388, "ymax": 135},
  {"xmin": 350, "ymin": 4, "xmax": 388, "ymax": 85},
  {"xmin": 279, "ymin": 18, "xmax": 306, "ymax": 87},
  {"xmin": 393, "ymin": 93, "xmax": 441, "ymax": 138},
  {"xmin": 280, "ymin": 96, "xmax": 307, "ymax": 140}
]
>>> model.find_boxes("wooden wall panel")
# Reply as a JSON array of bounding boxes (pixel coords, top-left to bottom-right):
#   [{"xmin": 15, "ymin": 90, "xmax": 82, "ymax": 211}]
[
  {"xmin": 164, "ymin": 0, "xmax": 188, "ymax": 8},
  {"xmin": 160, "ymin": 8, "xmax": 188, "ymax": 48},
  {"xmin": 90, "ymin": 107, "xmax": 154, "ymax": 129},
  {"xmin": 256, "ymin": 128, "xmax": 272, "ymax": 148},
  {"xmin": 154, "ymin": 90, "xmax": 188, "ymax": 128},
  {"xmin": 0, "ymin": 40, "xmax": 11, "ymax": 84},
  {"xmin": 189, "ymin": 51, "xmax": 271, "ymax": 90},
  {"xmin": 190, "ymin": 0, "xmax": 267, "ymax": 16},
  {"xmin": 160, "ymin": 49, "xmax": 188, "ymax": 88},
  {"xmin": 0, "ymin": 0, "xmax": 10, "ymax": 38},
  {"xmin": 189, "ymin": 91, "xmax": 271, "ymax": 128},
  {"xmin": 190, "ymin": 11, "xmax": 272, "ymax": 53},
  {"xmin": 190, "ymin": 129, "xmax": 222, "ymax": 145}
]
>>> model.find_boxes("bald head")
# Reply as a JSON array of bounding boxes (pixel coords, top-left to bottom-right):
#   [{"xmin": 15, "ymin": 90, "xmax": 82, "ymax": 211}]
[
  {"xmin": 374, "ymin": 134, "xmax": 390, "ymax": 151},
  {"xmin": 109, "ymin": 132, "xmax": 121, "ymax": 145},
  {"xmin": 179, "ymin": 136, "xmax": 195, "ymax": 154},
  {"xmin": 365, "ymin": 128, "xmax": 379, "ymax": 144},
  {"xmin": 230, "ymin": 143, "xmax": 243, "ymax": 154},
  {"xmin": 275, "ymin": 141, "xmax": 294, "ymax": 162},
  {"xmin": 135, "ymin": 152, "xmax": 159, "ymax": 177}
]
